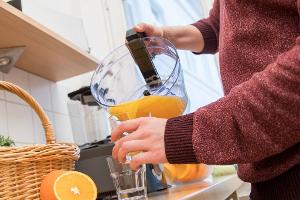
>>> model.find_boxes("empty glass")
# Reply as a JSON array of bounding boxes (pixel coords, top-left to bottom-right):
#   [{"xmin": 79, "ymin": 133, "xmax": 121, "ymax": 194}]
[{"xmin": 106, "ymin": 156, "xmax": 147, "ymax": 200}]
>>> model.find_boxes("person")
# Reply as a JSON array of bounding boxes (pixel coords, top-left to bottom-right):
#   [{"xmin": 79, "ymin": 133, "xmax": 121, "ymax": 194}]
[{"xmin": 111, "ymin": 1, "xmax": 300, "ymax": 199}]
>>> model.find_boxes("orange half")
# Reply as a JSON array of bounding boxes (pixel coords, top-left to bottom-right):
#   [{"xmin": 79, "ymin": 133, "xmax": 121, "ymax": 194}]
[
  {"xmin": 40, "ymin": 170, "xmax": 97, "ymax": 200},
  {"xmin": 54, "ymin": 171, "xmax": 97, "ymax": 200}
]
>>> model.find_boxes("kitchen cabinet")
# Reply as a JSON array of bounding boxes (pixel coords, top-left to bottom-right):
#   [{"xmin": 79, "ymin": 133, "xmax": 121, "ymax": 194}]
[
  {"xmin": 0, "ymin": 1, "xmax": 99, "ymax": 81},
  {"xmin": 79, "ymin": 0, "xmax": 127, "ymax": 60}
]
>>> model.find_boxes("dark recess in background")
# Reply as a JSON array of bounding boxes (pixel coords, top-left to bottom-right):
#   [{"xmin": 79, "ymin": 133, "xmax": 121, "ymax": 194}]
[{"xmin": 7, "ymin": 0, "xmax": 22, "ymax": 11}]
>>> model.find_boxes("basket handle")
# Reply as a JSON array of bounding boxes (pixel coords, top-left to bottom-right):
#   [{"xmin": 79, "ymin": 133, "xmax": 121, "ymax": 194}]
[{"xmin": 0, "ymin": 81, "xmax": 55, "ymax": 144}]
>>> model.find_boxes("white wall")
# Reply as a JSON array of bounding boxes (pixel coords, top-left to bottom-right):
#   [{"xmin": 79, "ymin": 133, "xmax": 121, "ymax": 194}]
[
  {"xmin": 22, "ymin": 0, "xmax": 89, "ymax": 51},
  {"xmin": 25, "ymin": 0, "xmax": 82, "ymax": 18},
  {"xmin": 0, "ymin": 68, "xmax": 73, "ymax": 145},
  {"xmin": 199, "ymin": 0, "xmax": 214, "ymax": 17},
  {"xmin": 79, "ymin": 0, "xmax": 127, "ymax": 60},
  {"xmin": 22, "ymin": 0, "xmax": 127, "ymax": 60},
  {"xmin": 61, "ymin": 0, "xmax": 128, "ymax": 96},
  {"xmin": 0, "ymin": 0, "xmax": 126, "ymax": 146}
]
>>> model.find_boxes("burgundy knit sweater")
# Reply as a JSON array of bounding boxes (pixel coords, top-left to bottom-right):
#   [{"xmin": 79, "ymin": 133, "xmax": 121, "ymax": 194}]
[{"xmin": 165, "ymin": 0, "xmax": 300, "ymax": 185}]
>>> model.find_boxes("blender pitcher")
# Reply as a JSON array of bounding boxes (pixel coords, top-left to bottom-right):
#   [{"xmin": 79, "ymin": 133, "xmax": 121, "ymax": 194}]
[{"xmin": 90, "ymin": 30, "xmax": 189, "ymax": 119}]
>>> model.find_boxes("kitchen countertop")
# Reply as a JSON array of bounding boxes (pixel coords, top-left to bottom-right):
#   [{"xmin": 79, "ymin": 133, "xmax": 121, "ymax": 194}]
[{"xmin": 148, "ymin": 174, "xmax": 243, "ymax": 200}]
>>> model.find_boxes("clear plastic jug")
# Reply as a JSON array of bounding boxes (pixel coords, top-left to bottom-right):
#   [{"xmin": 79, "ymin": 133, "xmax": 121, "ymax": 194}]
[{"xmin": 90, "ymin": 36, "xmax": 189, "ymax": 120}]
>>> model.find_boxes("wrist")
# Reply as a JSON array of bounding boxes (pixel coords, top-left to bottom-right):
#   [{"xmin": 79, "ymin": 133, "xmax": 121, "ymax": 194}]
[
  {"xmin": 161, "ymin": 26, "xmax": 174, "ymax": 46},
  {"xmin": 165, "ymin": 113, "xmax": 198, "ymax": 163},
  {"xmin": 161, "ymin": 26, "xmax": 168, "ymax": 39}
]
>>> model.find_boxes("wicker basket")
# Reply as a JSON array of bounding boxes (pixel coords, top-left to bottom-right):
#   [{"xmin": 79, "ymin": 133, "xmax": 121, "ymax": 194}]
[{"xmin": 0, "ymin": 81, "xmax": 80, "ymax": 200}]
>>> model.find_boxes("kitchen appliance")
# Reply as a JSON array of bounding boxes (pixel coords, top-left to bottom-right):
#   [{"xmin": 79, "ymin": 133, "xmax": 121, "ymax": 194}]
[
  {"xmin": 75, "ymin": 139, "xmax": 116, "ymax": 199},
  {"xmin": 68, "ymin": 86, "xmax": 111, "ymax": 146}
]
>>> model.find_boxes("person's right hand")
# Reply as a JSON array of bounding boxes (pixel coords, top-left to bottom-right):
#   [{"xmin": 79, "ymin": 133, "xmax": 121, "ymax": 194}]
[{"xmin": 134, "ymin": 23, "xmax": 164, "ymax": 38}]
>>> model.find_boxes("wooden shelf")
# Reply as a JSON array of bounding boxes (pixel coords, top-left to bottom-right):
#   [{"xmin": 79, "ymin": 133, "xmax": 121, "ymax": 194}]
[{"xmin": 0, "ymin": 1, "xmax": 100, "ymax": 81}]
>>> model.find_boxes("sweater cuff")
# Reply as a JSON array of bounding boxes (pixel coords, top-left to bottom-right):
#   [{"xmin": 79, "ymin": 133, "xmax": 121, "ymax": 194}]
[
  {"xmin": 164, "ymin": 113, "xmax": 198, "ymax": 163},
  {"xmin": 191, "ymin": 21, "xmax": 218, "ymax": 54}
]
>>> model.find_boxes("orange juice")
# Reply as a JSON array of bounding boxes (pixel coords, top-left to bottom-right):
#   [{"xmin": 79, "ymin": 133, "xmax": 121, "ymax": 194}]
[
  {"xmin": 109, "ymin": 95, "xmax": 186, "ymax": 158},
  {"xmin": 108, "ymin": 95, "xmax": 186, "ymax": 120}
]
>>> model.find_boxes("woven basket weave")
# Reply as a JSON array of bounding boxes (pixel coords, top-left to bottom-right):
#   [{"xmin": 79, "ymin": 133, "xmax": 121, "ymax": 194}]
[{"xmin": 0, "ymin": 81, "xmax": 80, "ymax": 200}]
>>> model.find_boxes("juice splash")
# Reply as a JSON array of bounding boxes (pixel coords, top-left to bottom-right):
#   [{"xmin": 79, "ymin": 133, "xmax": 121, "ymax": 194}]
[{"xmin": 108, "ymin": 95, "xmax": 186, "ymax": 120}]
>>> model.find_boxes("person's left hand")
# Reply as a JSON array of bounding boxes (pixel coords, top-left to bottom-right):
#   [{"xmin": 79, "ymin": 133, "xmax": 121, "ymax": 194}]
[{"xmin": 111, "ymin": 117, "xmax": 168, "ymax": 170}]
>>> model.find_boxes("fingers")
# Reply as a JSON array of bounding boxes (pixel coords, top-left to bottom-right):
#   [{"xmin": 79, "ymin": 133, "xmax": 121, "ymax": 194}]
[
  {"xmin": 117, "ymin": 140, "xmax": 147, "ymax": 163},
  {"xmin": 130, "ymin": 152, "xmax": 156, "ymax": 170},
  {"xmin": 134, "ymin": 23, "xmax": 153, "ymax": 34},
  {"xmin": 112, "ymin": 130, "xmax": 146, "ymax": 158},
  {"xmin": 111, "ymin": 118, "xmax": 144, "ymax": 142},
  {"xmin": 109, "ymin": 117, "xmax": 168, "ymax": 171},
  {"xmin": 134, "ymin": 23, "xmax": 144, "ymax": 32}
]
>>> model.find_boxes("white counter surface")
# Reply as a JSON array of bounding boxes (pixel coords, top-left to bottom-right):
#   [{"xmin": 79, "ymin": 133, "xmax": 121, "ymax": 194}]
[{"xmin": 148, "ymin": 174, "xmax": 243, "ymax": 200}]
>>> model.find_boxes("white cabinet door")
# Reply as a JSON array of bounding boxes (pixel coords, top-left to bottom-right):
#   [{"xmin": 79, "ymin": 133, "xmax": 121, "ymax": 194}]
[
  {"xmin": 79, "ymin": 0, "xmax": 127, "ymax": 60},
  {"xmin": 22, "ymin": 0, "xmax": 89, "ymax": 51},
  {"xmin": 22, "ymin": 0, "xmax": 127, "ymax": 59}
]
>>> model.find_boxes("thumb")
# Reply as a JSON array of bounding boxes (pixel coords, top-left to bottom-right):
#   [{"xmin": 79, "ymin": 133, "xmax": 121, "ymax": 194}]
[
  {"xmin": 134, "ymin": 23, "xmax": 154, "ymax": 35},
  {"xmin": 134, "ymin": 24, "xmax": 143, "ymax": 32}
]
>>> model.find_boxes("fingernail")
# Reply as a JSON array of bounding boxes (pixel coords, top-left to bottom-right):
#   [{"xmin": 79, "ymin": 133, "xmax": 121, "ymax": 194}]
[{"xmin": 135, "ymin": 25, "xmax": 141, "ymax": 31}]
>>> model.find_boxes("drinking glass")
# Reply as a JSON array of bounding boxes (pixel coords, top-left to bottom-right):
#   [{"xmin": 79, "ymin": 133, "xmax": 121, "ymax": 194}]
[{"xmin": 106, "ymin": 156, "xmax": 147, "ymax": 200}]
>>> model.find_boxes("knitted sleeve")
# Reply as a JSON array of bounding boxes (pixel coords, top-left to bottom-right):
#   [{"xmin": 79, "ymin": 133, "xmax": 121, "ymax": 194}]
[
  {"xmin": 165, "ymin": 27, "xmax": 300, "ymax": 165},
  {"xmin": 191, "ymin": 0, "xmax": 220, "ymax": 54}
]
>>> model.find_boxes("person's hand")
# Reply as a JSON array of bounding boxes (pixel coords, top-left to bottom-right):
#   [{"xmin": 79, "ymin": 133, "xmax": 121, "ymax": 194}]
[
  {"xmin": 111, "ymin": 117, "xmax": 168, "ymax": 170},
  {"xmin": 134, "ymin": 23, "xmax": 164, "ymax": 37},
  {"xmin": 133, "ymin": 23, "xmax": 169, "ymax": 57}
]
